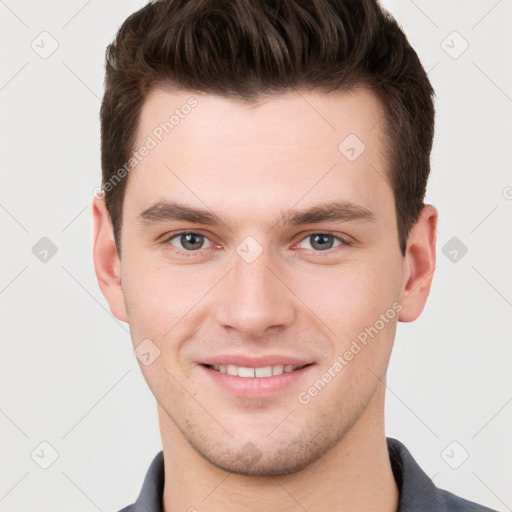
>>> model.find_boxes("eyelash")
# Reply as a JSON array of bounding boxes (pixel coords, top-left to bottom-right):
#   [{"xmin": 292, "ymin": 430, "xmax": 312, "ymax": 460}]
[{"xmin": 161, "ymin": 231, "xmax": 351, "ymax": 257}]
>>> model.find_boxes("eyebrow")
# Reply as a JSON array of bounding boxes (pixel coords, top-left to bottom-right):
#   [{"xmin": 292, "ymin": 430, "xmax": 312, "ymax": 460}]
[{"xmin": 137, "ymin": 199, "xmax": 377, "ymax": 230}]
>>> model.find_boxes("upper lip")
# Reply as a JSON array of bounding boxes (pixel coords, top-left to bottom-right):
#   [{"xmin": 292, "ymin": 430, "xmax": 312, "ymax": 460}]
[{"xmin": 201, "ymin": 355, "xmax": 313, "ymax": 368}]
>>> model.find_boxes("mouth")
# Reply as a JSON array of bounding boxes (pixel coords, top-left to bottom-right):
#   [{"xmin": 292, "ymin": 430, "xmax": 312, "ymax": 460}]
[
  {"xmin": 199, "ymin": 361, "xmax": 315, "ymax": 398},
  {"xmin": 202, "ymin": 363, "xmax": 312, "ymax": 378}
]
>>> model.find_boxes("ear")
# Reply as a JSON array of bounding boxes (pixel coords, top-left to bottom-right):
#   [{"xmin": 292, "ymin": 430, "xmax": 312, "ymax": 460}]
[
  {"xmin": 92, "ymin": 197, "xmax": 128, "ymax": 323},
  {"xmin": 398, "ymin": 204, "xmax": 438, "ymax": 322}
]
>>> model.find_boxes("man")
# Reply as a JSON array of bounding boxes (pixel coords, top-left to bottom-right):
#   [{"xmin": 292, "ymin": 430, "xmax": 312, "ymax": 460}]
[{"xmin": 92, "ymin": 0, "xmax": 497, "ymax": 510}]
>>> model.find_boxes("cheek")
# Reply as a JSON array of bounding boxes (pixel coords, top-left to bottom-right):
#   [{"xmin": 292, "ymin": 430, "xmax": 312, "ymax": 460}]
[
  {"xmin": 121, "ymin": 250, "xmax": 223, "ymax": 353},
  {"xmin": 296, "ymin": 258, "xmax": 401, "ymax": 332},
  {"xmin": 303, "ymin": 265, "xmax": 400, "ymax": 401},
  {"xmin": 121, "ymin": 257, "xmax": 186, "ymax": 341},
  {"xmin": 292, "ymin": 259, "xmax": 402, "ymax": 382}
]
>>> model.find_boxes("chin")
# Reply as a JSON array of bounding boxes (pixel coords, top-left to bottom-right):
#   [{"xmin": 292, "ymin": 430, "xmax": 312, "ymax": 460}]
[{"xmin": 192, "ymin": 433, "xmax": 340, "ymax": 477}]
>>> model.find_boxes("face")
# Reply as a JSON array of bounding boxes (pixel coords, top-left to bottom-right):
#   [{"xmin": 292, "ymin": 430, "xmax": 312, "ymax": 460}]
[{"xmin": 95, "ymin": 87, "xmax": 431, "ymax": 476}]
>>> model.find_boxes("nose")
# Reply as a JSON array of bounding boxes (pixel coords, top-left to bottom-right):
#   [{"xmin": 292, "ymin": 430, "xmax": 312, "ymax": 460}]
[{"xmin": 215, "ymin": 247, "xmax": 295, "ymax": 339}]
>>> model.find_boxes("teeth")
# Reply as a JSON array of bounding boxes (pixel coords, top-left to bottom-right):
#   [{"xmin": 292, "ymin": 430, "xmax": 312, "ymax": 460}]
[
  {"xmin": 209, "ymin": 363, "xmax": 301, "ymax": 378},
  {"xmin": 239, "ymin": 367, "xmax": 256, "ymax": 377},
  {"xmin": 272, "ymin": 364, "xmax": 284, "ymax": 375},
  {"xmin": 255, "ymin": 366, "xmax": 272, "ymax": 377},
  {"xmin": 227, "ymin": 364, "xmax": 238, "ymax": 376}
]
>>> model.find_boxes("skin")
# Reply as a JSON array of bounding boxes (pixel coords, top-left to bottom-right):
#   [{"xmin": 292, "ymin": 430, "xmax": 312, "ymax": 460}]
[{"xmin": 93, "ymin": 87, "xmax": 437, "ymax": 512}]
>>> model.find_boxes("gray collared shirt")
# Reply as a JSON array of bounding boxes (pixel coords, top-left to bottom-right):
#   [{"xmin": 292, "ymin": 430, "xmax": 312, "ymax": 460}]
[{"xmin": 117, "ymin": 437, "xmax": 497, "ymax": 511}]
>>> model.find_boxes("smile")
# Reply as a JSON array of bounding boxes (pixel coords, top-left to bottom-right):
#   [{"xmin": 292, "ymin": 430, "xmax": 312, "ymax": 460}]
[{"xmin": 205, "ymin": 363, "xmax": 309, "ymax": 378}]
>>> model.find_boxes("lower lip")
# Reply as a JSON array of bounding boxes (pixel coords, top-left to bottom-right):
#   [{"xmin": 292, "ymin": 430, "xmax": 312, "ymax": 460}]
[{"xmin": 200, "ymin": 364, "xmax": 314, "ymax": 398}]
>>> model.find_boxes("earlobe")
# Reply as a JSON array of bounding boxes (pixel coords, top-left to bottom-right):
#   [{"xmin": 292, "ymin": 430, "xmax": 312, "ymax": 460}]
[
  {"xmin": 92, "ymin": 197, "xmax": 128, "ymax": 323},
  {"xmin": 398, "ymin": 205, "xmax": 438, "ymax": 323}
]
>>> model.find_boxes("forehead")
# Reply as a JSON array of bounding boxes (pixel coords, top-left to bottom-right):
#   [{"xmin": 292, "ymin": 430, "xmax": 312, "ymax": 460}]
[
  {"xmin": 124, "ymin": 87, "xmax": 393, "ymax": 228},
  {"xmin": 137, "ymin": 86, "xmax": 386, "ymax": 149}
]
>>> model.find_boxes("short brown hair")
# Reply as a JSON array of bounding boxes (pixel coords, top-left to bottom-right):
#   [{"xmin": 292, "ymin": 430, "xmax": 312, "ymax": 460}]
[{"xmin": 100, "ymin": 0, "xmax": 435, "ymax": 257}]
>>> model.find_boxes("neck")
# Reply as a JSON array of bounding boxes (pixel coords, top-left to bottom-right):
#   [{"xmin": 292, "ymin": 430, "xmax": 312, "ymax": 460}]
[{"xmin": 160, "ymin": 382, "xmax": 398, "ymax": 512}]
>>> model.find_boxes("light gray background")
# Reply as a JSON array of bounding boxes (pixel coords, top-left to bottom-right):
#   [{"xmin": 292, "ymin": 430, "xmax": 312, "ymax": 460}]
[{"xmin": 1, "ymin": 1, "xmax": 511, "ymax": 511}]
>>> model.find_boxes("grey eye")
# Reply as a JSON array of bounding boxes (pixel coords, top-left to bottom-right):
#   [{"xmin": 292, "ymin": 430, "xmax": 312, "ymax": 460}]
[
  {"xmin": 299, "ymin": 234, "xmax": 343, "ymax": 251},
  {"xmin": 169, "ymin": 233, "xmax": 212, "ymax": 251}
]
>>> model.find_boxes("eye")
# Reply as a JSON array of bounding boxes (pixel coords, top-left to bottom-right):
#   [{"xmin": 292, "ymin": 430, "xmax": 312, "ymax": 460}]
[
  {"xmin": 296, "ymin": 232, "xmax": 346, "ymax": 252},
  {"xmin": 166, "ymin": 232, "xmax": 213, "ymax": 253},
  {"xmin": 162, "ymin": 230, "xmax": 349, "ymax": 257}
]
